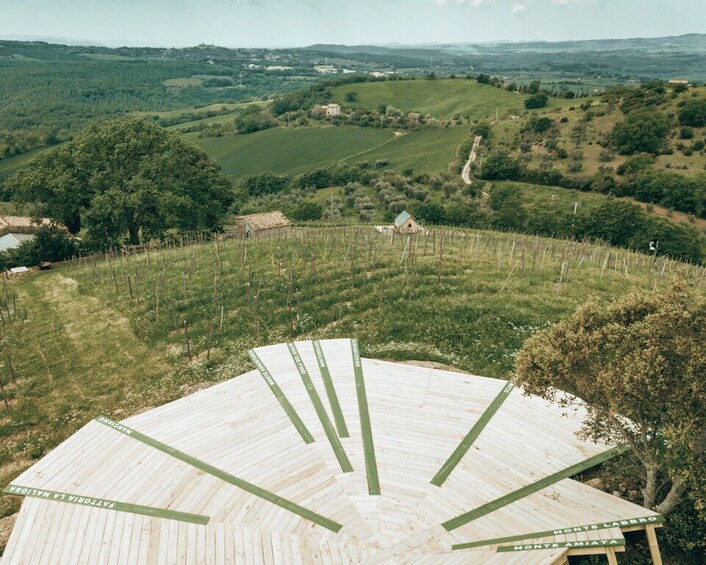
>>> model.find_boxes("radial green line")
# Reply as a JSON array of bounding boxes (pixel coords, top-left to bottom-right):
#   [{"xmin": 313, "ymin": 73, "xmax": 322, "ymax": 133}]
[
  {"xmin": 3, "ymin": 484, "xmax": 210, "ymax": 525},
  {"xmin": 496, "ymin": 538, "xmax": 625, "ymax": 553},
  {"xmin": 312, "ymin": 340, "xmax": 349, "ymax": 438},
  {"xmin": 287, "ymin": 343, "xmax": 353, "ymax": 473},
  {"xmin": 451, "ymin": 515, "xmax": 664, "ymax": 550},
  {"xmin": 442, "ymin": 444, "xmax": 630, "ymax": 531},
  {"xmin": 352, "ymin": 339, "xmax": 380, "ymax": 495},
  {"xmin": 248, "ymin": 349, "xmax": 315, "ymax": 445},
  {"xmin": 432, "ymin": 381, "xmax": 514, "ymax": 487},
  {"xmin": 95, "ymin": 416, "xmax": 342, "ymax": 532}
]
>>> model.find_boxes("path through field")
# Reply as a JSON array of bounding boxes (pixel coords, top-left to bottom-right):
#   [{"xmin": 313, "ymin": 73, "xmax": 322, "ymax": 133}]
[{"xmin": 462, "ymin": 135, "xmax": 483, "ymax": 184}]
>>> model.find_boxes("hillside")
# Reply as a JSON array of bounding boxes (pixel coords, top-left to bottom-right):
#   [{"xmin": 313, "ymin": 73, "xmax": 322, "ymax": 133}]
[
  {"xmin": 329, "ymin": 78, "xmax": 577, "ymax": 120},
  {"xmin": 190, "ymin": 126, "xmax": 467, "ymax": 177}
]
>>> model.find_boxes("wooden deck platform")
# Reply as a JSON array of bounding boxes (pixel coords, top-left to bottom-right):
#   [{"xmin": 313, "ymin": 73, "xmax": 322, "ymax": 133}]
[{"xmin": 1, "ymin": 338, "xmax": 663, "ymax": 564}]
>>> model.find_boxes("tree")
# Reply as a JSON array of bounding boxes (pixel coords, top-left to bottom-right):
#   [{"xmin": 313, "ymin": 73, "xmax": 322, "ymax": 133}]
[
  {"xmin": 7, "ymin": 117, "xmax": 232, "ymax": 247},
  {"xmin": 524, "ymin": 93, "xmax": 549, "ymax": 109},
  {"xmin": 611, "ymin": 109, "xmax": 669, "ymax": 155},
  {"xmin": 678, "ymin": 99, "xmax": 706, "ymax": 128},
  {"xmin": 478, "ymin": 150, "xmax": 523, "ymax": 181},
  {"xmin": 514, "ymin": 283, "xmax": 706, "ymax": 518},
  {"xmin": 527, "ymin": 80, "xmax": 541, "ymax": 94},
  {"xmin": 290, "ymin": 201, "xmax": 323, "ymax": 221}
]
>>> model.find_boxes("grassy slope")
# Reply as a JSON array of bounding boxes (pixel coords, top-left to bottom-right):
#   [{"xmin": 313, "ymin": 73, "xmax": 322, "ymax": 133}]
[
  {"xmin": 1, "ymin": 227, "xmax": 703, "ymax": 520},
  {"xmin": 329, "ymin": 79, "xmax": 579, "ymax": 119},
  {"xmin": 189, "ymin": 126, "xmax": 466, "ymax": 178}
]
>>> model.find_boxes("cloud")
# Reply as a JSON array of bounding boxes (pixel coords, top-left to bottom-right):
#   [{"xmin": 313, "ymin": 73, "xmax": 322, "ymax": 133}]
[{"xmin": 512, "ymin": 2, "xmax": 528, "ymax": 13}]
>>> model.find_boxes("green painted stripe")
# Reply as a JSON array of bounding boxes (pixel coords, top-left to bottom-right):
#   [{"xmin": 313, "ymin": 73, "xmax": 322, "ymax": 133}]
[
  {"xmin": 451, "ymin": 515, "xmax": 665, "ymax": 550},
  {"xmin": 496, "ymin": 538, "xmax": 625, "ymax": 553},
  {"xmin": 3, "ymin": 484, "xmax": 210, "ymax": 525},
  {"xmin": 287, "ymin": 343, "xmax": 353, "ymax": 473},
  {"xmin": 352, "ymin": 339, "xmax": 380, "ymax": 496},
  {"xmin": 312, "ymin": 340, "xmax": 349, "ymax": 438},
  {"xmin": 432, "ymin": 381, "xmax": 514, "ymax": 487},
  {"xmin": 442, "ymin": 444, "xmax": 630, "ymax": 531},
  {"xmin": 248, "ymin": 349, "xmax": 315, "ymax": 445},
  {"xmin": 95, "ymin": 416, "xmax": 342, "ymax": 532}
]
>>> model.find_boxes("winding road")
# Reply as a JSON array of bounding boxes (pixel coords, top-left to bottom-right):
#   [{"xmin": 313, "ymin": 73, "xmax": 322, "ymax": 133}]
[{"xmin": 462, "ymin": 135, "xmax": 483, "ymax": 184}]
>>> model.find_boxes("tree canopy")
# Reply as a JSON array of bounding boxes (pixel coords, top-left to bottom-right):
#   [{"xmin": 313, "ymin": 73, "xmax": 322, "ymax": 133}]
[
  {"xmin": 6, "ymin": 117, "xmax": 232, "ymax": 247},
  {"xmin": 514, "ymin": 283, "xmax": 706, "ymax": 519},
  {"xmin": 611, "ymin": 109, "xmax": 669, "ymax": 155}
]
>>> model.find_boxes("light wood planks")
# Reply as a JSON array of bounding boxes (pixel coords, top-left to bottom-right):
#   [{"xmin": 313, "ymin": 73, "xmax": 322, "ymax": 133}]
[{"xmin": 1, "ymin": 338, "xmax": 664, "ymax": 564}]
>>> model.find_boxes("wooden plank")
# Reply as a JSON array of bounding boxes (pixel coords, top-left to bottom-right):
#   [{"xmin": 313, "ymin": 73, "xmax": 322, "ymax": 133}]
[
  {"xmin": 451, "ymin": 514, "xmax": 663, "ymax": 550},
  {"xmin": 287, "ymin": 342, "xmax": 353, "ymax": 473},
  {"xmin": 94, "ymin": 416, "xmax": 343, "ymax": 533},
  {"xmin": 248, "ymin": 349, "xmax": 315, "ymax": 444},
  {"xmin": 312, "ymin": 340, "xmax": 350, "ymax": 438},
  {"xmin": 442, "ymin": 445, "xmax": 630, "ymax": 531},
  {"xmin": 496, "ymin": 538, "xmax": 625, "ymax": 553},
  {"xmin": 352, "ymin": 339, "xmax": 380, "ymax": 496},
  {"xmin": 3, "ymin": 484, "xmax": 210, "ymax": 526},
  {"xmin": 432, "ymin": 381, "xmax": 514, "ymax": 487},
  {"xmin": 645, "ymin": 525, "xmax": 664, "ymax": 565}
]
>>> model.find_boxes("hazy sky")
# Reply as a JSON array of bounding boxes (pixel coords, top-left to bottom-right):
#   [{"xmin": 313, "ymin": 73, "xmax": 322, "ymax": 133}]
[{"xmin": 1, "ymin": 0, "xmax": 704, "ymax": 48}]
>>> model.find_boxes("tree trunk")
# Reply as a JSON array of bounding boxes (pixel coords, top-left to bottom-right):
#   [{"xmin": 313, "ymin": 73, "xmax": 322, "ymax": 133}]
[
  {"xmin": 128, "ymin": 223, "xmax": 141, "ymax": 246},
  {"xmin": 642, "ymin": 463, "xmax": 658, "ymax": 509},
  {"xmin": 655, "ymin": 477, "xmax": 687, "ymax": 514}
]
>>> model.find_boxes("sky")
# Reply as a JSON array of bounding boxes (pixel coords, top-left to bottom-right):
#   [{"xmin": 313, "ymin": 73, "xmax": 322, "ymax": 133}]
[{"xmin": 0, "ymin": 0, "xmax": 704, "ymax": 48}]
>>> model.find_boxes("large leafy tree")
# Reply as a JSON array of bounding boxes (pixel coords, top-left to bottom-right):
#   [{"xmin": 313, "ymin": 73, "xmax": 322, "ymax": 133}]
[
  {"xmin": 7, "ymin": 117, "xmax": 232, "ymax": 246},
  {"xmin": 611, "ymin": 109, "xmax": 670, "ymax": 155},
  {"xmin": 514, "ymin": 282, "xmax": 706, "ymax": 517}
]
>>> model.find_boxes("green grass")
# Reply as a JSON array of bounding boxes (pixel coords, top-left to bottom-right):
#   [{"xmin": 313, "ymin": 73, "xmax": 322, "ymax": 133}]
[
  {"xmin": 0, "ymin": 149, "xmax": 48, "ymax": 183},
  {"xmin": 346, "ymin": 126, "xmax": 468, "ymax": 174},
  {"xmin": 330, "ymin": 79, "xmax": 581, "ymax": 120},
  {"xmin": 189, "ymin": 126, "xmax": 396, "ymax": 177},
  {"xmin": 79, "ymin": 53, "xmax": 135, "ymax": 62},
  {"xmin": 163, "ymin": 77, "xmax": 204, "ymax": 87},
  {"xmin": 190, "ymin": 125, "xmax": 468, "ymax": 178}
]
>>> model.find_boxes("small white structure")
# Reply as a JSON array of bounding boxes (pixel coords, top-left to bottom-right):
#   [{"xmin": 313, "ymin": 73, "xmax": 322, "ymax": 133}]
[
  {"xmin": 393, "ymin": 210, "xmax": 421, "ymax": 234},
  {"xmin": 322, "ymin": 103, "xmax": 341, "ymax": 117},
  {"xmin": 314, "ymin": 64, "xmax": 337, "ymax": 74}
]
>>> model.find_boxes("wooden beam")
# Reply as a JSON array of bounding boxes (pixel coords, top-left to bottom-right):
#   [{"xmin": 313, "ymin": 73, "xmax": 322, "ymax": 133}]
[
  {"xmin": 645, "ymin": 525, "xmax": 664, "ymax": 565},
  {"xmin": 606, "ymin": 547, "xmax": 619, "ymax": 565}
]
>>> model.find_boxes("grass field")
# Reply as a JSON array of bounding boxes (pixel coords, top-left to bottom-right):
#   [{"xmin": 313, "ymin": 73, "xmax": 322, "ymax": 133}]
[
  {"xmin": 163, "ymin": 77, "xmax": 204, "ymax": 87},
  {"xmin": 0, "ymin": 149, "xmax": 47, "ymax": 183},
  {"xmin": 329, "ymin": 79, "xmax": 582, "ymax": 120},
  {"xmin": 189, "ymin": 125, "xmax": 467, "ymax": 177}
]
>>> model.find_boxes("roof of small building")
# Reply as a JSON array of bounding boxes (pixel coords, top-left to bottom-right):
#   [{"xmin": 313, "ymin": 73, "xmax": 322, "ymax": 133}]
[
  {"xmin": 0, "ymin": 216, "xmax": 53, "ymax": 232},
  {"xmin": 0, "ymin": 232, "xmax": 34, "ymax": 252},
  {"xmin": 394, "ymin": 210, "xmax": 412, "ymax": 227},
  {"xmin": 236, "ymin": 211, "xmax": 291, "ymax": 231}
]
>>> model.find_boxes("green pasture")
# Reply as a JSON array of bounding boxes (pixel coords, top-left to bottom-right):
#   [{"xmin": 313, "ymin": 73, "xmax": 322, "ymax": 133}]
[
  {"xmin": 329, "ymin": 79, "xmax": 582, "ymax": 120},
  {"xmin": 190, "ymin": 125, "xmax": 467, "ymax": 178}
]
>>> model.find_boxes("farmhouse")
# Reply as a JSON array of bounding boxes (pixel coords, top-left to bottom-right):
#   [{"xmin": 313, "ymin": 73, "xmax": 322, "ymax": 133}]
[
  {"xmin": 393, "ymin": 210, "xmax": 421, "ymax": 234},
  {"xmin": 321, "ymin": 103, "xmax": 341, "ymax": 117},
  {"xmin": 231, "ymin": 211, "xmax": 291, "ymax": 238},
  {"xmin": 0, "ymin": 338, "xmax": 666, "ymax": 564},
  {"xmin": 0, "ymin": 216, "xmax": 54, "ymax": 252}
]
